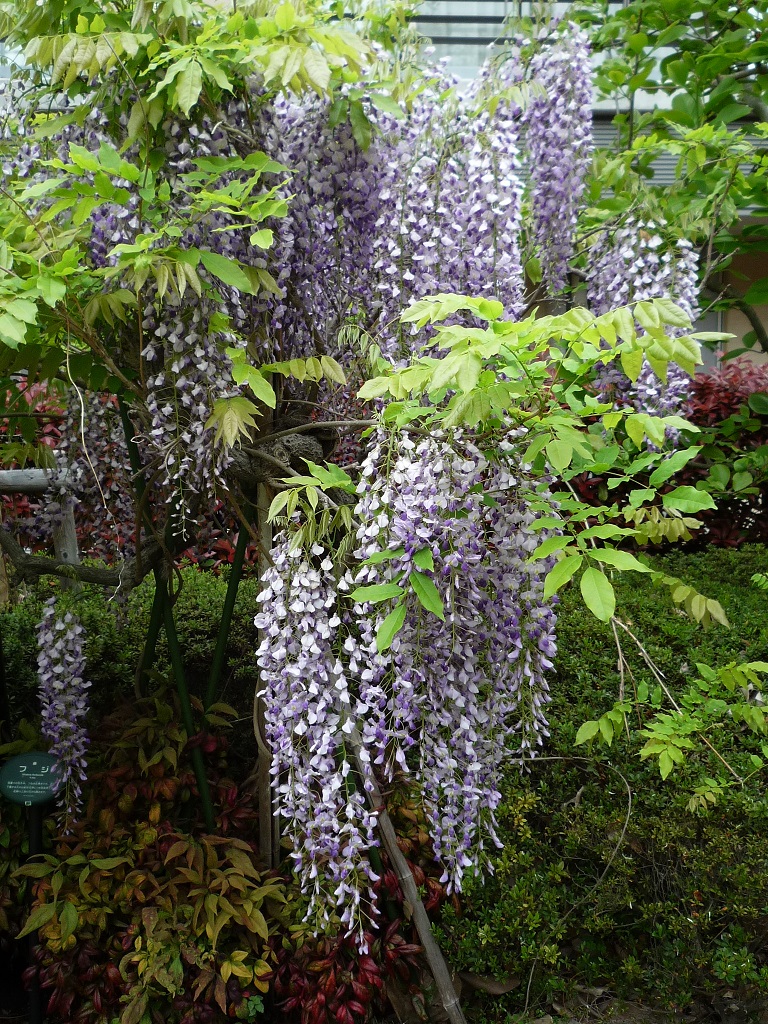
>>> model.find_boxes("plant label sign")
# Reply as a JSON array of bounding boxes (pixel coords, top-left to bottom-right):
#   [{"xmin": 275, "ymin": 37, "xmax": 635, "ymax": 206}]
[{"xmin": 0, "ymin": 752, "xmax": 61, "ymax": 806}]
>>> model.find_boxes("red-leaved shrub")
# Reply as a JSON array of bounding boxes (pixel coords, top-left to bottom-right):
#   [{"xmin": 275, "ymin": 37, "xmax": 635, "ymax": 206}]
[{"xmin": 690, "ymin": 358, "xmax": 768, "ymax": 426}]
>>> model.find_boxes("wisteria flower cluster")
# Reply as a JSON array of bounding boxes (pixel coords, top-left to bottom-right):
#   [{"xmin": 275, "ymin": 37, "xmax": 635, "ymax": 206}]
[
  {"xmin": 262, "ymin": 31, "xmax": 591, "ymax": 363},
  {"xmin": 587, "ymin": 219, "xmax": 700, "ymax": 417},
  {"xmin": 37, "ymin": 597, "xmax": 91, "ymax": 825},
  {"xmin": 523, "ymin": 26, "xmax": 593, "ymax": 292},
  {"xmin": 0, "ymin": 22, "xmax": 598, "ymax": 552},
  {"xmin": 255, "ymin": 428, "xmax": 557, "ymax": 943}
]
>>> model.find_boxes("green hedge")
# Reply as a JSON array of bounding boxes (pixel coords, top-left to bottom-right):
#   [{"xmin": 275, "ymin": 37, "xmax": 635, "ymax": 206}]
[
  {"xmin": 0, "ymin": 567, "xmax": 264, "ymax": 731},
  {"xmin": 437, "ymin": 545, "xmax": 768, "ymax": 1020}
]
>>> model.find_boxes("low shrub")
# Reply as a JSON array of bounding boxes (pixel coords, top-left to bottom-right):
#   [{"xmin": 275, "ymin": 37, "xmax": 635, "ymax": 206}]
[
  {"xmin": 437, "ymin": 545, "xmax": 768, "ymax": 1020},
  {"xmin": 4, "ymin": 548, "xmax": 768, "ymax": 1022},
  {"xmin": 13, "ymin": 691, "xmax": 288, "ymax": 1024},
  {"xmin": 690, "ymin": 359, "xmax": 768, "ymax": 427},
  {"xmin": 5, "ymin": 690, "xmax": 435, "ymax": 1024}
]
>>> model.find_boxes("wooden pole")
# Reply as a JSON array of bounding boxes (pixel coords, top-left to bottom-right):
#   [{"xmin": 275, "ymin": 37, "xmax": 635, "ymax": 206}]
[{"xmin": 0, "ymin": 469, "xmax": 81, "ymax": 588}]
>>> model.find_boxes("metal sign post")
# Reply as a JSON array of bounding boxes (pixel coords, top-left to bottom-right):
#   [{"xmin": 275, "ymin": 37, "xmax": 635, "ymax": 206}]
[{"xmin": 0, "ymin": 752, "xmax": 62, "ymax": 1024}]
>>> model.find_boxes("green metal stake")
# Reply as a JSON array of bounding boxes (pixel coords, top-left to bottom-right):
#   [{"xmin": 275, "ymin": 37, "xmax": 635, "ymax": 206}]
[
  {"xmin": 160, "ymin": 575, "xmax": 216, "ymax": 833},
  {"xmin": 134, "ymin": 582, "xmax": 164, "ymax": 698},
  {"xmin": 204, "ymin": 514, "xmax": 251, "ymax": 711}
]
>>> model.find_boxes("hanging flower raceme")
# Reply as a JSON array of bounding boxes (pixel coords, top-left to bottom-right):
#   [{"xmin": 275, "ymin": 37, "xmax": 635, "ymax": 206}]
[
  {"xmin": 37, "ymin": 597, "xmax": 91, "ymax": 825},
  {"xmin": 262, "ymin": 61, "xmax": 528, "ymax": 364},
  {"xmin": 255, "ymin": 428, "xmax": 557, "ymax": 944},
  {"xmin": 255, "ymin": 543, "xmax": 381, "ymax": 945},
  {"xmin": 524, "ymin": 26, "xmax": 593, "ymax": 294},
  {"xmin": 587, "ymin": 220, "xmax": 700, "ymax": 417}
]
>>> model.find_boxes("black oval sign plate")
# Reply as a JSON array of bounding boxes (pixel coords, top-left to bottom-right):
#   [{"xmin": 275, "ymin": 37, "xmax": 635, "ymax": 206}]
[{"xmin": 0, "ymin": 752, "xmax": 61, "ymax": 806}]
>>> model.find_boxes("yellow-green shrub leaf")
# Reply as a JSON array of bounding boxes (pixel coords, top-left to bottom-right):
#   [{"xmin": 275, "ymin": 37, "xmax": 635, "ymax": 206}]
[{"xmin": 580, "ymin": 567, "xmax": 616, "ymax": 622}]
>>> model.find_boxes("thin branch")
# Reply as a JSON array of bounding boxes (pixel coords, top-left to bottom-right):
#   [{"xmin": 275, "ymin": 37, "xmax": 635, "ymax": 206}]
[
  {"xmin": 0, "ymin": 526, "xmax": 162, "ymax": 589},
  {"xmin": 250, "ymin": 420, "xmax": 375, "ymax": 447}
]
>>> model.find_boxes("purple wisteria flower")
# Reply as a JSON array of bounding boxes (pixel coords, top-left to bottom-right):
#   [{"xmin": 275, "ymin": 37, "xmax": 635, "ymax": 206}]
[
  {"xmin": 37, "ymin": 597, "xmax": 91, "ymax": 826},
  {"xmin": 588, "ymin": 219, "xmax": 700, "ymax": 418},
  {"xmin": 524, "ymin": 26, "xmax": 593, "ymax": 293},
  {"xmin": 255, "ymin": 429, "xmax": 557, "ymax": 942}
]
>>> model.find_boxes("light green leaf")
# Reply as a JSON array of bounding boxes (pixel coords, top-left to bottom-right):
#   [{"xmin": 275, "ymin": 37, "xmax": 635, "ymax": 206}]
[
  {"xmin": 350, "ymin": 584, "xmax": 404, "ymax": 604},
  {"xmin": 413, "ymin": 547, "xmax": 434, "ymax": 572},
  {"xmin": 612, "ymin": 306, "xmax": 636, "ymax": 343},
  {"xmin": 648, "ymin": 447, "xmax": 702, "ymax": 486},
  {"xmin": 249, "ymin": 229, "xmax": 274, "ymax": 249},
  {"xmin": 653, "ymin": 298, "xmax": 691, "ymax": 329},
  {"xmin": 473, "ymin": 298, "xmax": 504, "ymax": 321},
  {"xmin": 274, "ymin": 1, "xmax": 297, "ymax": 31},
  {"xmin": 626, "ymin": 413, "xmax": 666, "ymax": 448},
  {"xmin": 204, "ymin": 396, "xmax": 260, "ymax": 447},
  {"xmin": 175, "ymin": 61, "xmax": 203, "ymax": 117},
  {"xmin": 529, "ymin": 534, "xmax": 571, "ymax": 561},
  {"xmin": 410, "ymin": 570, "xmax": 445, "ymax": 620},
  {"xmin": 199, "ymin": 251, "xmax": 257, "ymax": 294},
  {"xmin": 358, "ymin": 376, "xmax": 391, "ymax": 400},
  {"xmin": 320, "ymin": 355, "xmax": 347, "ymax": 384},
  {"xmin": 543, "ymin": 553, "xmax": 583, "ymax": 598},
  {"xmin": 545, "ymin": 439, "xmax": 572, "ymax": 473},
  {"xmin": 363, "ymin": 547, "xmax": 405, "ymax": 565},
  {"xmin": 599, "ymin": 716, "xmax": 614, "ymax": 746},
  {"xmin": 303, "ymin": 460, "xmax": 355, "ymax": 492},
  {"xmin": 707, "ymin": 599, "xmax": 729, "ymax": 627},
  {"xmin": 301, "ymin": 48, "xmax": 331, "ymax": 92},
  {"xmin": 0, "ymin": 314, "xmax": 26, "ymax": 347},
  {"xmin": 369, "ymin": 92, "xmax": 405, "ymax": 120},
  {"xmin": 267, "ymin": 491, "xmax": 291, "ymax": 521},
  {"xmin": 580, "ymin": 567, "xmax": 616, "ymax": 622},
  {"xmin": 376, "ymin": 603, "xmax": 406, "ymax": 652},
  {"xmin": 455, "ymin": 352, "xmax": 482, "ymax": 392},
  {"xmin": 230, "ymin": 363, "xmax": 277, "ymax": 408},
  {"xmin": 6, "ymin": 298, "xmax": 38, "ymax": 324},
  {"xmin": 635, "ymin": 300, "xmax": 660, "ymax": 331},
  {"xmin": 575, "ymin": 720, "xmax": 600, "ymax": 745},
  {"xmin": 662, "ymin": 486, "xmax": 717, "ymax": 514},
  {"xmin": 620, "ymin": 346, "xmax": 643, "ymax": 382},
  {"xmin": 592, "ymin": 549, "xmax": 651, "ymax": 573}
]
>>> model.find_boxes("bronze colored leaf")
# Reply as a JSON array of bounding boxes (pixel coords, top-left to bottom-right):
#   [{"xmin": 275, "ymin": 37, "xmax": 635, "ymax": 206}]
[{"xmin": 457, "ymin": 971, "xmax": 521, "ymax": 995}]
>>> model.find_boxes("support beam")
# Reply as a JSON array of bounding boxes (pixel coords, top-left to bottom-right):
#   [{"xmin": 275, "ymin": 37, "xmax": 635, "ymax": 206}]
[{"xmin": 0, "ymin": 469, "xmax": 71, "ymax": 496}]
